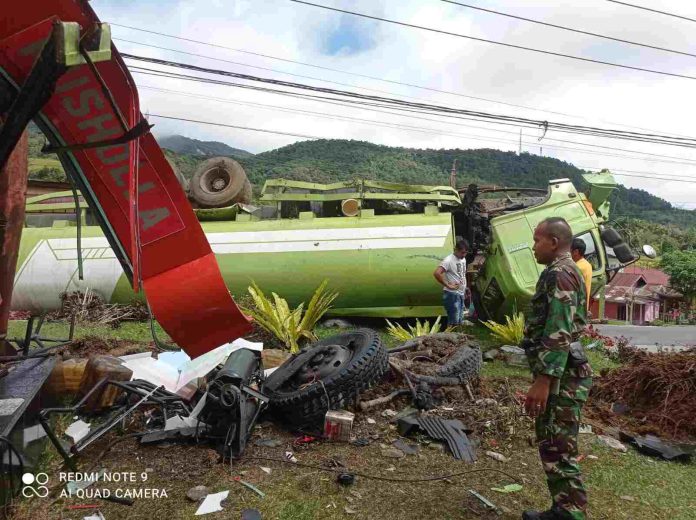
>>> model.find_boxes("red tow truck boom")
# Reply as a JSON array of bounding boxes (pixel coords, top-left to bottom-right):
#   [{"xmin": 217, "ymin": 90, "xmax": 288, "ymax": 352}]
[{"xmin": 0, "ymin": 1, "xmax": 251, "ymax": 357}]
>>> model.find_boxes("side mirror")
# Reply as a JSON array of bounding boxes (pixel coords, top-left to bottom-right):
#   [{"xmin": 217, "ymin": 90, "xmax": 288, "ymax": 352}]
[{"xmin": 642, "ymin": 245, "xmax": 657, "ymax": 259}]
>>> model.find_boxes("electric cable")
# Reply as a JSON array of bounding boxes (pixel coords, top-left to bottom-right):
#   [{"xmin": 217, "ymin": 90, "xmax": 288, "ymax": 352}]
[
  {"xmin": 440, "ymin": 0, "xmax": 696, "ymax": 59},
  {"xmin": 109, "ymin": 21, "xmax": 694, "ymax": 137},
  {"xmin": 607, "ymin": 1, "xmax": 696, "ymax": 24},
  {"xmin": 122, "ymin": 54, "xmax": 696, "ymax": 148},
  {"xmin": 242, "ymin": 455, "xmax": 521, "ymax": 483},
  {"xmin": 288, "ymin": 0, "xmax": 696, "ymax": 82}
]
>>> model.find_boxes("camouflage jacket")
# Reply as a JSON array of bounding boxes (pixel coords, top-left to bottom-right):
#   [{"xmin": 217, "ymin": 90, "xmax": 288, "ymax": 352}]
[{"xmin": 523, "ymin": 252, "xmax": 588, "ymax": 385}]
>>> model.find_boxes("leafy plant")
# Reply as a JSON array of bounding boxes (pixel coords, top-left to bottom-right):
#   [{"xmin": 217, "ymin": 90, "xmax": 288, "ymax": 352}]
[
  {"xmin": 244, "ymin": 280, "xmax": 338, "ymax": 353},
  {"xmin": 385, "ymin": 316, "xmax": 449, "ymax": 341},
  {"xmin": 481, "ymin": 312, "xmax": 525, "ymax": 345}
]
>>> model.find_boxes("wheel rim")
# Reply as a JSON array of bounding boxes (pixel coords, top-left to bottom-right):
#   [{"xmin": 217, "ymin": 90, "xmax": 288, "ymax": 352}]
[{"xmin": 200, "ymin": 167, "xmax": 231, "ymax": 194}]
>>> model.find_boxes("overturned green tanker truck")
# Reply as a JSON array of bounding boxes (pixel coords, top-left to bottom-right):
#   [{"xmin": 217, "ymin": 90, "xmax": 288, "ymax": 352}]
[{"xmin": 16, "ymin": 160, "xmax": 639, "ymax": 321}]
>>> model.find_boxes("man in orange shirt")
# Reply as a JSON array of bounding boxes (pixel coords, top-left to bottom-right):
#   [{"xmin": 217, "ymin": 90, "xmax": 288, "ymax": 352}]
[{"xmin": 571, "ymin": 238, "xmax": 593, "ymax": 310}]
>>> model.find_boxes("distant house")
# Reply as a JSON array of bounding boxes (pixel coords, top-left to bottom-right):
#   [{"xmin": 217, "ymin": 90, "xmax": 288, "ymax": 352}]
[{"xmin": 590, "ymin": 267, "xmax": 682, "ymax": 324}]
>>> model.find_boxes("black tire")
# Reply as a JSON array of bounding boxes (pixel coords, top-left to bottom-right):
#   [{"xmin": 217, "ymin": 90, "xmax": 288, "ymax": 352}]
[
  {"xmin": 436, "ymin": 344, "xmax": 482, "ymax": 381},
  {"xmin": 189, "ymin": 157, "xmax": 248, "ymax": 208},
  {"xmin": 264, "ymin": 329, "xmax": 388, "ymax": 429}
]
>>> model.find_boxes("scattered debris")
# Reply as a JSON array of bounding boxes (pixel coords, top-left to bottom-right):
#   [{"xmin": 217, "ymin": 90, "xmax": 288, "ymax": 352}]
[
  {"xmin": 381, "ymin": 447, "xmax": 405, "ymax": 459},
  {"xmin": 579, "ymin": 424, "xmax": 593, "ymax": 435},
  {"xmin": 65, "ymin": 419, "xmax": 91, "ymax": 443},
  {"xmin": 255, "ymin": 438, "xmax": 283, "ymax": 448},
  {"xmin": 381, "ymin": 409, "xmax": 398, "ymax": 418},
  {"xmin": 350, "ymin": 438, "xmax": 370, "ymax": 447},
  {"xmin": 344, "ymin": 506, "xmax": 358, "ymax": 515},
  {"xmin": 195, "ymin": 490, "xmax": 229, "ymax": 516},
  {"xmin": 398, "ymin": 416, "xmax": 476, "ymax": 462},
  {"xmin": 259, "ymin": 467, "xmax": 272, "ymax": 475},
  {"xmin": 620, "ymin": 496, "xmax": 636, "ymax": 502},
  {"xmin": 186, "ymin": 485, "xmax": 210, "ymax": 502},
  {"xmin": 611, "ymin": 402, "xmax": 630, "ymax": 415},
  {"xmin": 322, "ymin": 319, "xmax": 353, "ymax": 329},
  {"xmin": 587, "ymin": 455, "xmax": 599, "ymax": 460},
  {"xmin": 491, "ymin": 484, "xmax": 522, "ymax": 494},
  {"xmin": 336, "ymin": 472, "xmax": 355, "ymax": 486},
  {"xmin": 235, "ymin": 477, "xmax": 265, "ymax": 498},
  {"xmin": 500, "ymin": 345, "xmax": 526, "ymax": 366},
  {"xmin": 468, "ymin": 489, "xmax": 501, "ymax": 515},
  {"xmin": 485, "ymin": 451, "xmax": 508, "ymax": 463},
  {"xmin": 83, "ymin": 512, "xmax": 106, "ymax": 520},
  {"xmin": 597, "ymin": 435, "xmax": 628, "ymax": 453},
  {"xmin": 619, "ymin": 432, "xmax": 694, "ymax": 462},
  {"xmin": 475, "ymin": 398, "xmax": 498, "ymax": 407},
  {"xmin": 241, "ymin": 509, "xmax": 262, "ymax": 520},
  {"xmin": 482, "ymin": 348, "xmax": 499, "ymax": 361},
  {"xmin": 366, "ymin": 418, "xmax": 376, "ymax": 425},
  {"xmin": 324, "ymin": 410, "xmax": 354, "ymax": 441},
  {"xmin": 285, "ymin": 451, "xmax": 298, "ymax": 463},
  {"xmin": 392, "ymin": 438, "xmax": 419, "ymax": 455}
]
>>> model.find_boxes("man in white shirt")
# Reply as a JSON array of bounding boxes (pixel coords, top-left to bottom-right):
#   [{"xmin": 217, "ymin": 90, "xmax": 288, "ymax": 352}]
[{"xmin": 433, "ymin": 239, "xmax": 468, "ymax": 326}]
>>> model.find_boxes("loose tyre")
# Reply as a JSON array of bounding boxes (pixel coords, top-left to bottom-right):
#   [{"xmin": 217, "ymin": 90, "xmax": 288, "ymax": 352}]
[
  {"xmin": 189, "ymin": 156, "xmax": 249, "ymax": 208},
  {"xmin": 264, "ymin": 329, "xmax": 388, "ymax": 429}
]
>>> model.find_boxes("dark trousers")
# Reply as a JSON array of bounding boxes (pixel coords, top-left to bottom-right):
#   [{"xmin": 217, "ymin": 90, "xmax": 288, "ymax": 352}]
[{"xmin": 443, "ymin": 291, "xmax": 465, "ymax": 325}]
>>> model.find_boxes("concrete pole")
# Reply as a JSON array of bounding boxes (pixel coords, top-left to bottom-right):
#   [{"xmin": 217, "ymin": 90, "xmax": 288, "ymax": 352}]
[{"xmin": 0, "ymin": 128, "xmax": 29, "ymax": 355}]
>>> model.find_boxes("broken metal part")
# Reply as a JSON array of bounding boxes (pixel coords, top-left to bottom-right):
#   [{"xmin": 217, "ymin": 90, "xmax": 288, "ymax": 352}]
[
  {"xmin": 140, "ymin": 426, "xmax": 206, "ymax": 445},
  {"xmin": 468, "ymin": 489, "xmax": 502, "ymax": 516},
  {"xmin": 618, "ymin": 432, "xmax": 694, "ymax": 462},
  {"xmin": 398, "ymin": 416, "xmax": 476, "ymax": 462},
  {"xmin": 200, "ymin": 348, "xmax": 268, "ymax": 460}
]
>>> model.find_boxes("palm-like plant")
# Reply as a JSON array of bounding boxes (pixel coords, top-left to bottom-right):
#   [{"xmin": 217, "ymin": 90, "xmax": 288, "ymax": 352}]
[
  {"xmin": 385, "ymin": 316, "xmax": 449, "ymax": 341},
  {"xmin": 245, "ymin": 280, "xmax": 339, "ymax": 353},
  {"xmin": 481, "ymin": 312, "xmax": 525, "ymax": 345}
]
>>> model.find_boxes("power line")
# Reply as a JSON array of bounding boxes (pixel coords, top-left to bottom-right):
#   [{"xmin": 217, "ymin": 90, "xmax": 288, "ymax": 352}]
[
  {"xmin": 148, "ymin": 113, "xmax": 322, "ymax": 139},
  {"xmin": 122, "ymin": 53, "xmax": 696, "ymax": 148},
  {"xmin": 440, "ymin": 0, "xmax": 696, "ymax": 59},
  {"xmin": 137, "ymin": 83, "xmax": 696, "ymax": 168},
  {"xmin": 109, "ymin": 22, "xmax": 694, "ymax": 139},
  {"xmin": 580, "ymin": 166, "xmax": 695, "ymax": 184},
  {"xmin": 119, "ymin": 39, "xmax": 696, "ymax": 165},
  {"xmin": 288, "ymin": 0, "xmax": 696, "ymax": 81},
  {"xmin": 607, "ymin": 1, "xmax": 696, "ymax": 24}
]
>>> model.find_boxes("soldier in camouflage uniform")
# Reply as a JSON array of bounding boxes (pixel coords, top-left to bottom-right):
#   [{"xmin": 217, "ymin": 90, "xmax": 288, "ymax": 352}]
[{"xmin": 521, "ymin": 217, "xmax": 593, "ymax": 520}]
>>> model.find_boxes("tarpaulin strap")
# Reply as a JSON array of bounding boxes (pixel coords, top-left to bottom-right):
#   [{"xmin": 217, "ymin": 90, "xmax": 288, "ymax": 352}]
[{"xmin": 41, "ymin": 118, "xmax": 152, "ymax": 153}]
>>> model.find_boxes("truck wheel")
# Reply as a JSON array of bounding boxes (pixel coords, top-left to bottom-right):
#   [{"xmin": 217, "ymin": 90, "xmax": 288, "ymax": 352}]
[
  {"xmin": 436, "ymin": 344, "xmax": 482, "ymax": 381},
  {"xmin": 264, "ymin": 329, "xmax": 388, "ymax": 429},
  {"xmin": 189, "ymin": 157, "xmax": 249, "ymax": 208}
]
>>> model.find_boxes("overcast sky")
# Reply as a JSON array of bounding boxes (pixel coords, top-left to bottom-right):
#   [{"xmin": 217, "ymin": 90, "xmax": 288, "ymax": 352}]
[{"xmin": 93, "ymin": 0, "xmax": 696, "ymax": 209}]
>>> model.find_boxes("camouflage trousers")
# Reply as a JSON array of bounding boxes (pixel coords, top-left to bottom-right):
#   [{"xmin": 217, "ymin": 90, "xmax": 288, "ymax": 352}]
[{"xmin": 535, "ymin": 394, "xmax": 589, "ymax": 520}]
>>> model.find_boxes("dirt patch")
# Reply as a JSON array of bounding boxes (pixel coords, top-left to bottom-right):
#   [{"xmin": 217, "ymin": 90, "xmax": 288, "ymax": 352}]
[
  {"xmin": 57, "ymin": 336, "xmax": 154, "ymax": 358},
  {"xmin": 587, "ymin": 348, "xmax": 696, "ymax": 440},
  {"xmin": 47, "ymin": 290, "xmax": 149, "ymax": 326}
]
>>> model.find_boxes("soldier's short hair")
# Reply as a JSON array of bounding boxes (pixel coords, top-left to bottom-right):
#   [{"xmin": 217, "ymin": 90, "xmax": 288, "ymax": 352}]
[
  {"xmin": 571, "ymin": 238, "xmax": 586, "ymax": 256},
  {"xmin": 539, "ymin": 217, "xmax": 572, "ymax": 247}
]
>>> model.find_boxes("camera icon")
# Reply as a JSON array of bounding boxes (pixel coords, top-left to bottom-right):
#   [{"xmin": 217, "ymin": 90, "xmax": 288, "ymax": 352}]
[{"xmin": 21, "ymin": 472, "xmax": 49, "ymax": 498}]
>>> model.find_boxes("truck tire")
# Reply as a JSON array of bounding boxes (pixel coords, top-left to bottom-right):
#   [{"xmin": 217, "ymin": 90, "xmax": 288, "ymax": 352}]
[
  {"xmin": 189, "ymin": 157, "xmax": 249, "ymax": 208},
  {"xmin": 436, "ymin": 344, "xmax": 482, "ymax": 381},
  {"xmin": 264, "ymin": 329, "xmax": 388, "ymax": 429}
]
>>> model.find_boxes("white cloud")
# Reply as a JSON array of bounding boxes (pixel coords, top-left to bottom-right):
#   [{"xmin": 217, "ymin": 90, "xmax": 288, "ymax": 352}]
[{"xmin": 92, "ymin": 0, "xmax": 696, "ymax": 207}]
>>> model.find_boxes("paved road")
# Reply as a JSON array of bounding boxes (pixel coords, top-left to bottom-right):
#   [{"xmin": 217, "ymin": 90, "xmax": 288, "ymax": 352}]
[{"xmin": 595, "ymin": 324, "xmax": 696, "ymax": 350}]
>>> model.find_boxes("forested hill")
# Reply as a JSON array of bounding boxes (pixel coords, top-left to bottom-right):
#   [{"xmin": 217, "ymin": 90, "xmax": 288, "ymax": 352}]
[
  {"xmin": 26, "ymin": 128, "xmax": 695, "ymax": 231},
  {"xmin": 234, "ymin": 139, "xmax": 695, "ymax": 230}
]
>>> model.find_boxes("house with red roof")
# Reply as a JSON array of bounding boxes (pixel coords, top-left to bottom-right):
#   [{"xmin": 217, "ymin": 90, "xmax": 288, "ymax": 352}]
[{"xmin": 589, "ymin": 266, "xmax": 682, "ymax": 324}]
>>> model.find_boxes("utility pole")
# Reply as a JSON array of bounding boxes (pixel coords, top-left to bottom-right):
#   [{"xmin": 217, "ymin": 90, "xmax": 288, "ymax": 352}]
[
  {"xmin": 518, "ymin": 129, "xmax": 522, "ymax": 155},
  {"xmin": 449, "ymin": 159, "xmax": 457, "ymax": 189}
]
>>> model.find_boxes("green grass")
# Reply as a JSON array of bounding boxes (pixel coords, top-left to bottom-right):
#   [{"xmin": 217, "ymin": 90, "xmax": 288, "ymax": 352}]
[
  {"xmin": 7, "ymin": 319, "xmax": 169, "ymax": 344},
  {"xmin": 584, "ymin": 441, "xmax": 696, "ymax": 519},
  {"xmin": 28, "ymin": 157, "xmax": 63, "ymax": 173}
]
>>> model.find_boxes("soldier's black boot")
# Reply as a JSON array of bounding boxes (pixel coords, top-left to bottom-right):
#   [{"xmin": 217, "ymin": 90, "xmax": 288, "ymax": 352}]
[{"xmin": 522, "ymin": 506, "xmax": 575, "ymax": 520}]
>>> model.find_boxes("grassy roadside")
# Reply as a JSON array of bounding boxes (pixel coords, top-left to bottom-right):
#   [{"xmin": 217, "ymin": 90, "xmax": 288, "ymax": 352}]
[{"xmin": 8, "ymin": 319, "xmax": 694, "ymax": 520}]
